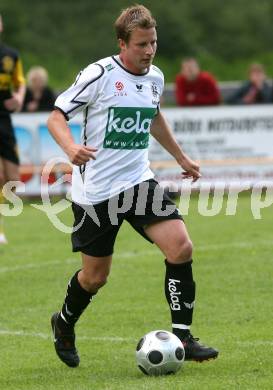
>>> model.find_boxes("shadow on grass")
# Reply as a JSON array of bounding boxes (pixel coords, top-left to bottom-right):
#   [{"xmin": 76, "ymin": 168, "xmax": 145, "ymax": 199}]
[{"xmin": 2, "ymin": 360, "xmax": 220, "ymax": 390}]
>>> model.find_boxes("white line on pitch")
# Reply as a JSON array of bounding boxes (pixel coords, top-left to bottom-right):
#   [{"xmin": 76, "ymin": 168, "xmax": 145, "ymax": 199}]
[
  {"xmin": 0, "ymin": 240, "xmax": 272, "ymax": 274},
  {"xmin": 198, "ymin": 241, "xmax": 273, "ymax": 251},
  {"xmin": 236, "ymin": 341, "xmax": 273, "ymax": 346},
  {"xmin": 1, "ymin": 330, "xmax": 272, "ymax": 346},
  {"xmin": 0, "ymin": 259, "xmax": 73, "ymax": 274},
  {"xmin": 0, "ymin": 329, "xmax": 133, "ymax": 342}
]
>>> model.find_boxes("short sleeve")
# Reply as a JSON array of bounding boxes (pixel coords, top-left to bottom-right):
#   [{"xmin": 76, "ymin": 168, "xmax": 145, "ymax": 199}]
[
  {"xmin": 159, "ymin": 75, "xmax": 164, "ymax": 110},
  {"xmin": 54, "ymin": 63, "xmax": 105, "ymax": 120},
  {"xmin": 159, "ymin": 73, "xmax": 164, "ymax": 97},
  {"xmin": 150, "ymin": 65, "xmax": 164, "ymax": 114},
  {"xmin": 157, "ymin": 71, "xmax": 164, "ymax": 112}
]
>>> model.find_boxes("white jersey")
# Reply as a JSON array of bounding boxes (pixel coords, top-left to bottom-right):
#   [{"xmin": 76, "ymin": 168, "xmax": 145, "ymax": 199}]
[{"xmin": 55, "ymin": 55, "xmax": 164, "ymax": 204}]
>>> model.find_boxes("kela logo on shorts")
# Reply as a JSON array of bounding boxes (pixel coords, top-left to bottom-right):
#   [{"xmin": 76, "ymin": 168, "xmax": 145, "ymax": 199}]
[
  {"xmin": 168, "ymin": 279, "xmax": 181, "ymax": 311},
  {"xmin": 103, "ymin": 107, "xmax": 156, "ymax": 149}
]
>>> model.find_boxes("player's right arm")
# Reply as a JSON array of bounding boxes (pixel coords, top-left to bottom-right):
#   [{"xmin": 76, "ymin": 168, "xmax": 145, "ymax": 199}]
[
  {"xmin": 47, "ymin": 109, "xmax": 97, "ymax": 165},
  {"xmin": 47, "ymin": 63, "xmax": 104, "ymax": 165}
]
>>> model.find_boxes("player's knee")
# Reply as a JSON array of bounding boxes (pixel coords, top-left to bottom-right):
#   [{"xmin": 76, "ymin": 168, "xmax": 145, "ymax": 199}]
[
  {"xmin": 91, "ymin": 275, "xmax": 108, "ymax": 291},
  {"xmin": 81, "ymin": 272, "xmax": 108, "ymax": 293},
  {"xmin": 169, "ymin": 238, "xmax": 193, "ymax": 263}
]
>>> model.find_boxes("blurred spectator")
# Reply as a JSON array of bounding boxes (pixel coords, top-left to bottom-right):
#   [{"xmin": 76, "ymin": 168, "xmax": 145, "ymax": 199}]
[
  {"xmin": 226, "ymin": 63, "xmax": 272, "ymax": 104},
  {"xmin": 0, "ymin": 13, "xmax": 26, "ymax": 244},
  {"xmin": 23, "ymin": 66, "xmax": 55, "ymax": 112},
  {"xmin": 175, "ymin": 58, "xmax": 221, "ymax": 106}
]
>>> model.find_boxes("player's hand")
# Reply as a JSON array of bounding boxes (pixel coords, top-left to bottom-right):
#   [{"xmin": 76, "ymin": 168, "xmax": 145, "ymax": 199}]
[
  {"xmin": 178, "ymin": 155, "xmax": 201, "ymax": 182},
  {"xmin": 4, "ymin": 93, "xmax": 23, "ymax": 112},
  {"xmin": 66, "ymin": 144, "xmax": 98, "ymax": 165}
]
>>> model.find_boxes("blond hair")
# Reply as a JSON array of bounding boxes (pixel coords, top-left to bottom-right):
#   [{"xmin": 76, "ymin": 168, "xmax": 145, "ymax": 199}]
[
  {"xmin": 248, "ymin": 63, "xmax": 265, "ymax": 74},
  {"xmin": 27, "ymin": 66, "xmax": 48, "ymax": 87},
  {"xmin": 114, "ymin": 4, "xmax": 156, "ymax": 43}
]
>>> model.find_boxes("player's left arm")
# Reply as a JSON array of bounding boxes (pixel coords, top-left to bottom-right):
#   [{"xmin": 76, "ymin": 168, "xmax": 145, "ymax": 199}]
[
  {"xmin": 4, "ymin": 58, "xmax": 26, "ymax": 112},
  {"xmin": 150, "ymin": 111, "xmax": 201, "ymax": 182}
]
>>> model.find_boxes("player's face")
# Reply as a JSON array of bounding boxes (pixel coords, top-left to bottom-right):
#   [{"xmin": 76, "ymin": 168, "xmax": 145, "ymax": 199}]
[{"xmin": 119, "ymin": 27, "xmax": 157, "ymax": 74}]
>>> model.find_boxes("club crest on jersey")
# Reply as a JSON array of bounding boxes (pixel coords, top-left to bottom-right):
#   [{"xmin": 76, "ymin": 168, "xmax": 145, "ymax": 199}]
[
  {"xmin": 103, "ymin": 107, "xmax": 157, "ymax": 149},
  {"xmin": 114, "ymin": 81, "xmax": 127, "ymax": 96},
  {"xmin": 151, "ymin": 81, "xmax": 159, "ymax": 98}
]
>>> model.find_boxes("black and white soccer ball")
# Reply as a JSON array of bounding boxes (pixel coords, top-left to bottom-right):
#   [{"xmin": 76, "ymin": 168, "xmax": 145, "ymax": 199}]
[{"xmin": 136, "ymin": 330, "xmax": 185, "ymax": 376}]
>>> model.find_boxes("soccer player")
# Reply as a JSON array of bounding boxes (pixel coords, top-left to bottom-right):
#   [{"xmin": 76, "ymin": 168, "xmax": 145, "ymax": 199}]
[
  {"xmin": 0, "ymin": 14, "xmax": 26, "ymax": 244},
  {"xmin": 47, "ymin": 5, "xmax": 218, "ymax": 367}
]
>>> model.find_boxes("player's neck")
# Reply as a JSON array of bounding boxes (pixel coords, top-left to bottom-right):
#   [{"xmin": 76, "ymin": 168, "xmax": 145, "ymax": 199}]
[{"xmin": 118, "ymin": 54, "xmax": 148, "ymax": 75}]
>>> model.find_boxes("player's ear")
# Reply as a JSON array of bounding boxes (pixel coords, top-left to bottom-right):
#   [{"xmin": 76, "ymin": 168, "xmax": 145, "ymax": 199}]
[{"xmin": 118, "ymin": 38, "xmax": 127, "ymax": 52}]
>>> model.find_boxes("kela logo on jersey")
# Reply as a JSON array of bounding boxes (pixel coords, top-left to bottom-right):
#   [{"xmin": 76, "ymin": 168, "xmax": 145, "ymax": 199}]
[
  {"xmin": 103, "ymin": 107, "xmax": 157, "ymax": 149},
  {"xmin": 114, "ymin": 81, "xmax": 127, "ymax": 96}
]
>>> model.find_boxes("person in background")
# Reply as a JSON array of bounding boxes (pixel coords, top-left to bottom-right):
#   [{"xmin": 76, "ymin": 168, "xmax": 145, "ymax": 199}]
[
  {"xmin": 226, "ymin": 63, "xmax": 272, "ymax": 104},
  {"xmin": 0, "ymin": 14, "xmax": 26, "ymax": 244},
  {"xmin": 23, "ymin": 66, "xmax": 55, "ymax": 112},
  {"xmin": 175, "ymin": 58, "xmax": 221, "ymax": 106}
]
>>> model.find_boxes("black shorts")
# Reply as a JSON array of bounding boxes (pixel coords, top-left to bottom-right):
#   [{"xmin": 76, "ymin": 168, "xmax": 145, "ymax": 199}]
[
  {"xmin": 0, "ymin": 115, "xmax": 19, "ymax": 165},
  {"xmin": 71, "ymin": 179, "xmax": 183, "ymax": 257}
]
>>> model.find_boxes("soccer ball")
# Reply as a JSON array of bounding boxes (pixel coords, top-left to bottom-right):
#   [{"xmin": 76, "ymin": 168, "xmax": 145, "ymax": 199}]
[{"xmin": 136, "ymin": 330, "xmax": 185, "ymax": 376}]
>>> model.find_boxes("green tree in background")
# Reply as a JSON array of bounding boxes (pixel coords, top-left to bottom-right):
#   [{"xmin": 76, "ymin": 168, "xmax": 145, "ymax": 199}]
[{"xmin": 2, "ymin": 0, "xmax": 273, "ymax": 88}]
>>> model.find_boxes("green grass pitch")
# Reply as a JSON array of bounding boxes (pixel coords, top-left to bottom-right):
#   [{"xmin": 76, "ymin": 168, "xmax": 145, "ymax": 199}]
[{"xmin": 0, "ymin": 193, "xmax": 272, "ymax": 390}]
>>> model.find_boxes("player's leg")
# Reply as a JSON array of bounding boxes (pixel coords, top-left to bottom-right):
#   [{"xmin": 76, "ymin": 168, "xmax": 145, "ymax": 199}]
[
  {"xmin": 144, "ymin": 219, "xmax": 218, "ymax": 361},
  {"xmin": 2, "ymin": 158, "xmax": 20, "ymax": 182},
  {"xmin": 58, "ymin": 254, "xmax": 112, "ymax": 330},
  {"xmin": 144, "ymin": 219, "xmax": 195, "ymax": 333},
  {"xmin": 0, "ymin": 117, "xmax": 20, "ymax": 244},
  {"xmin": 51, "ymin": 254, "xmax": 112, "ymax": 367},
  {"xmin": 51, "ymin": 200, "xmax": 120, "ymax": 367},
  {"xmin": 0, "ymin": 157, "xmax": 7, "ymax": 243},
  {"xmin": 0, "ymin": 159, "xmax": 20, "ymax": 244}
]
